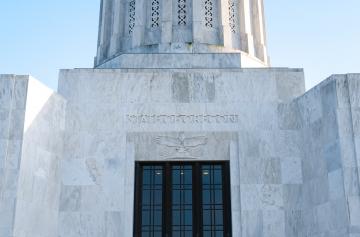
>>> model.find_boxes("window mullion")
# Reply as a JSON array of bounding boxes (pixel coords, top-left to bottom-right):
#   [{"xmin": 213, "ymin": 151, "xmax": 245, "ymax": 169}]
[
  {"xmin": 134, "ymin": 163, "xmax": 142, "ymax": 237},
  {"xmin": 164, "ymin": 163, "xmax": 171, "ymax": 237},
  {"xmin": 223, "ymin": 162, "xmax": 232, "ymax": 237},
  {"xmin": 193, "ymin": 162, "xmax": 202, "ymax": 237}
]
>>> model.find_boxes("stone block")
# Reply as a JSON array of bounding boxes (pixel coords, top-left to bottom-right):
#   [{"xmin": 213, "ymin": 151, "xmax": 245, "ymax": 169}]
[
  {"xmin": 263, "ymin": 157, "xmax": 282, "ymax": 184},
  {"xmin": 278, "ymin": 101, "xmax": 303, "ymax": 130},
  {"xmin": 297, "ymin": 87, "xmax": 322, "ymax": 125},
  {"xmin": 13, "ymin": 77, "xmax": 28, "ymax": 109},
  {"xmin": 0, "ymin": 198, "xmax": 15, "ymax": 230},
  {"xmin": 321, "ymin": 110, "xmax": 339, "ymax": 146},
  {"xmin": 309, "ymin": 176, "xmax": 329, "ymax": 206},
  {"xmin": 58, "ymin": 212, "xmax": 82, "ymax": 237},
  {"xmin": 348, "ymin": 196, "xmax": 360, "ymax": 227},
  {"xmin": 59, "ymin": 185, "xmax": 82, "ymax": 212},
  {"xmin": 352, "ymin": 108, "xmax": 360, "ymax": 137},
  {"xmin": 275, "ymin": 70, "xmax": 305, "ymax": 102},
  {"xmin": 285, "ymin": 210, "xmax": 303, "ymax": 237},
  {"xmin": 301, "ymin": 209, "xmax": 318, "ymax": 236},
  {"xmin": 328, "ymin": 169, "xmax": 345, "ymax": 200},
  {"xmin": 281, "ymin": 157, "xmax": 303, "ymax": 184},
  {"xmin": 0, "ymin": 140, "xmax": 7, "ymax": 169},
  {"xmin": 61, "ymin": 159, "xmax": 97, "ymax": 186},
  {"xmin": 323, "ymin": 142, "xmax": 342, "ymax": 172},
  {"xmin": 320, "ymin": 80, "xmax": 338, "ymax": 116},
  {"xmin": 0, "ymin": 77, "xmax": 14, "ymax": 110},
  {"xmin": 0, "ymin": 227, "xmax": 12, "ymax": 237},
  {"xmin": 241, "ymin": 210, "xmax": 263, "ymax": 237},
  {"xmin": 343, "ymin": 167, "xmax": 360, "ymax": 196},
  {"xmin": 8, "ymin": 109, "xmax": 25, "ymax": 140},
  {"xmin": 172, "ymin": 72, "xmax": 190, "ymax": 103},
  {"xmin": 0, "ymin": 110, "xmax": 10, "ymax": 139},
  {"xmin": 348, "ymin": 75, "xmax": 360, "ymax": 108},
  {"xmin": 329, "ymin": 199, "xmax": 349, "ymax": 230},
  {"xmin": 4, "ymin": 140, "xmax": 22, "ymax": 169},
  {"xmin": 263, "ymin": 210, "xmax": 285, "ymax": 237},
  {"xmin": 335, "ymin": 75, "xmax": 350, "ymax": 108},
  {"xmin": 283, "ymin": 184, "xmax": 303, "ymax": 210},
  {"xmin": 105, "ymin": 211, "xmax": 123, "ymax": 237}
]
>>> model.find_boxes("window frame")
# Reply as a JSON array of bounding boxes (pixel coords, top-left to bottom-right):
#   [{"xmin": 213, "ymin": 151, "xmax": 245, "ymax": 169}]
[{"xmin": 134, "ymin": 161, "xmax": 232, "ymax": 237}]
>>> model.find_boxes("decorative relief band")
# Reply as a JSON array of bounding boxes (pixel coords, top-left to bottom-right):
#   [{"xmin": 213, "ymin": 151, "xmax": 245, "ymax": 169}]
[
  {"xmin": 177, "ymin": 0, "xmax": 187, "ymax": 25},
  {"xmin": 228, "ymin": 0, "xmax": 236, "ymax": 33},
  {"xmin": 128, "ymin": 0, "xmax": 136, "ymax": 34},
  {"xmin": 151, "ymin": 0, "xmax": 160, "ymax": 28},
  {"xmin": 204, "ymin": 0, "xmax": 214, "ymax": 27},
  {"xmin": 127, "ymin": 114, "xmax": 239, "ymax": 124}
]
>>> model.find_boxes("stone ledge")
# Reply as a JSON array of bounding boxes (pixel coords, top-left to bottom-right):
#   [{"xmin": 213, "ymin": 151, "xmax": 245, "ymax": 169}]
[{"xmin": 95, "ymin": 53, "xmax": 268, "ymax": 69}]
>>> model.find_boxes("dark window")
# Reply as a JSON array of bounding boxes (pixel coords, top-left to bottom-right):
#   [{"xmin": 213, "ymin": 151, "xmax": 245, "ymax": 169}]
[{"xmin": 134, "ymin": 162, "xmax": 232, "ymax": 237}]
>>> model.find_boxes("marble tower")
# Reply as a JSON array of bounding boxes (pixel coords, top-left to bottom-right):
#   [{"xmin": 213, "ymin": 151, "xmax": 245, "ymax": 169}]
[{"xmin": 1, "ymin": 0, "xmax": 360, "ymax": 237}]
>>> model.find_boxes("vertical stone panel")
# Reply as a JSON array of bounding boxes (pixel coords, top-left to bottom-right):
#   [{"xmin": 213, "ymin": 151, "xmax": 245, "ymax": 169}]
[{"xmin": 238, "ymin": 0, "xmax": 254, "ymax": 54}]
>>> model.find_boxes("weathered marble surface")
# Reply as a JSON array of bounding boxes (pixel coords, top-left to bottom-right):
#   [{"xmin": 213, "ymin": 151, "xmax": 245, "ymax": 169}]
[
  {"xmin": 96, "ymin": 53, "xmax": 267, "ymax": 69},
  {"xmin": 57, "ymin": 68, "xmax": 306, "ymax": 237},
  {"xmin": 0, "ymin": 76, "xmax": 66, "ymax": 237},
  {"xmin": 0, "ymin": 75, "xmax": 27, "ymax": 237},
  {"xmin": 1, "ymin": 70, "xmax": 360, "ymax": 237},
  {"xmin": 56, "ymin": 68, "xmax": 360, "ymax": 237}
]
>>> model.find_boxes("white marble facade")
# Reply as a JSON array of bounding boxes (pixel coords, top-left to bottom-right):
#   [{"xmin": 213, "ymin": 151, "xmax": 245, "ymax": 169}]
[
  {"xmin": 1, "ymin": 1, "xmax": 360, "ymax": 237},
  {"xmin": 1, "ymin": 70, "xmax": 360, "ymax": 237}
]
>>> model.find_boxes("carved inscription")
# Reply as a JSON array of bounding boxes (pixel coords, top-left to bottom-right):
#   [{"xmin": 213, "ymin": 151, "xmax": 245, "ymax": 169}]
[{"xmin": 126, "ymin": 114, "xmax": 239, "ymax": 124}]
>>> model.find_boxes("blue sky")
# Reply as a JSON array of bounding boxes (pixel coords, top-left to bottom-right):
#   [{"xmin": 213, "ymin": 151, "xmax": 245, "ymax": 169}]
[{"xmin": 0, "ymin": 0, "xmax": 359, "ymax": 90}]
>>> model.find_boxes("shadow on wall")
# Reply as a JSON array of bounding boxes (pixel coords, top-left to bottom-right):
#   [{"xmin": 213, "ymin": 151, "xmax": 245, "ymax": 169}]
[{"xmin": 0, "ymin": 75, "xmax": 66, "ymax": 237}]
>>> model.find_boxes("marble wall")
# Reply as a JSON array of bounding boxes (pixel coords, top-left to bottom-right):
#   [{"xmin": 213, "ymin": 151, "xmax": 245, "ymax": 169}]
[
  {"xmin": 278, "ymin": 74, "xmax": 360, "ymax": 237},
  {"xmin": 1, "ymin": 70, "xmax": 360, "ymax": 236},
  {"xmin": 0, "ymin": 76, "xmax": 66, "ymax": 237},
  {"xmin": 0, "ymin": 75, "xmax": 28, "ymax": 237},
  {"xmin": 57, "ymin": 68, "xmax": 305, "ymax": 237},
  {"xmin": 13, "ymin": 79, "xmax": 66, "ymax": 237}
]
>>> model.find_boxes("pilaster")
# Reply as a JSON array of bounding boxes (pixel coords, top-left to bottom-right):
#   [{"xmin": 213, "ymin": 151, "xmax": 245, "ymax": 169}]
[
  {"xmin": 191, "ymin": 0, "xmax": 203, "ymax": 44},
  {"xmin": 219, "ymin": 0, "xmax": 231, "ymax": 47},
  {"xmin": 239, "ymin": 0, "xmax": 255, "ymax": 55},
  {"xmin": 161, "ymin": 0, "xmax": 172, "ymax": 43},
  {"xmin": 132, "ymin": 0, "xmax": 145, "ymax": 47},
  {"xmin": 109, "ymin": 0, "xmax": 123, "ymax": 56}
]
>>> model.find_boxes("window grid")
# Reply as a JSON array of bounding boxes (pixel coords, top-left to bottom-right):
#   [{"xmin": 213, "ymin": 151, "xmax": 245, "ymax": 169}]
[
  {"xmin": 134, "ymin": 162, "xmax": 231, "ymax": 237},
  {"xmin": 202, "ymin": 165, "xmax": 224, "ymax": 237},
  {"xmin": 172, "ymin": 165, "xmax": 193, "ymax": 237},
  {"xmin": 141, "ymin": 166, "xmax": 163, "ymax": 237}
]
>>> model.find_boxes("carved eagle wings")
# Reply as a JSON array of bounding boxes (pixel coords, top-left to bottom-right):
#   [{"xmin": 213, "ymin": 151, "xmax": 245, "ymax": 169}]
[{"xmin": 155, "ymin": 133, "xmax": 208, "ymax": 153}]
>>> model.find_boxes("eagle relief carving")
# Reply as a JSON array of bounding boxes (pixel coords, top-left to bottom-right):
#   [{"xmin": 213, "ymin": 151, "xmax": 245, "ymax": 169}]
[{"xmin": 155, "ymin": 132, "xmax": 208, "ymax": 159}]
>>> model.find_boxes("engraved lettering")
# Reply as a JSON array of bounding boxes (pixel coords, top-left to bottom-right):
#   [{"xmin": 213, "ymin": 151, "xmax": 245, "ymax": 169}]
[{"xmin": 126, "ymin": 114, "xmax": 240, "ymax": 124}]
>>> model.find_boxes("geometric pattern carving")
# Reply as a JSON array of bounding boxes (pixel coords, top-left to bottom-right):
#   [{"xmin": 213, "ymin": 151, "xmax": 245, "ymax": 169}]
[
  {"xmin": 228, "ymin": 0, "xmax": 236, "ymax": 33},
  {"xmin": 178, "ymin": 0, "xmax": 187, "ymax": 26},
  {"xmin": 128, "ymin": 0, "xmax": 136, "ymax": 34},
  {"xmin": 151, "ymin": 0, "xmax": 160, "ymax": 28},
  {"xmin": 204, "ymin": 0, "xmax": 214, "ymax": 28}
]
